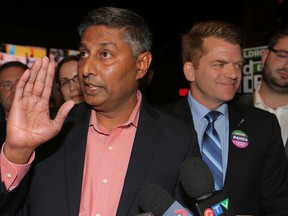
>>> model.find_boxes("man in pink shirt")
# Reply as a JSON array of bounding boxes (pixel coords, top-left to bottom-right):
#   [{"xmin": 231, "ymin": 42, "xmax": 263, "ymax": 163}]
[{"xmin": 0, "ymin": 7, "xmax": 200, "ymax": 216}]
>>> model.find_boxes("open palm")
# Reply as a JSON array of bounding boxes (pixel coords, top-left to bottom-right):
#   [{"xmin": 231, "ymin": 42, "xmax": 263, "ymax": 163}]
[{"xmin": 5, "ymin": 56, "xmax": 74, "ymax": 163}]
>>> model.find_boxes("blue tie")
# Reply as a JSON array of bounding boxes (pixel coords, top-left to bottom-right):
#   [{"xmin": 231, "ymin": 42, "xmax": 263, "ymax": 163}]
[{"xmin": 202, "ymin": 111, "xmax": 223, "ymax": 190}]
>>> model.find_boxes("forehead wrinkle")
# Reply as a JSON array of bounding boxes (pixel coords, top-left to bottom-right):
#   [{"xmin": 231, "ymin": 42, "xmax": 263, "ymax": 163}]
[
  {"xmin": 79, "ymin": 40, "xmax": 118, "ymax": 50},
  {"xmin": 97, "ymin": 41, "xmax": 119, "ymax": 51}
]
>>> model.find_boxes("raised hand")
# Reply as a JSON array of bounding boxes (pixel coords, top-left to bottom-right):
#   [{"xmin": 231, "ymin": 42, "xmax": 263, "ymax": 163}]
[{"xmin": 4, "ymin": 56, "xmax": 75, "ymax": 164}]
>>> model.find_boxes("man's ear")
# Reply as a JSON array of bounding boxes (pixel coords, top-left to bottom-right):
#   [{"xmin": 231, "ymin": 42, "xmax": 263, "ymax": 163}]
[
  {"xmin": 261, "ymin": 48, "xmax": 269, "ymax": 64},
  {"xmin": 136, "ymin": 52, "xmax": 152, "ymax": 80},
  {"xmin": 183, "ymin": 61, "xmax": 195, "ymax": 82}
]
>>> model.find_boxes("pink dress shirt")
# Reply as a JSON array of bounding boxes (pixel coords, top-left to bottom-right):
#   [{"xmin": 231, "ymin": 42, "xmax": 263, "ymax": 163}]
[{"xmin": 1, "ymin": 91, "xmax": 141, "ymax": 216}]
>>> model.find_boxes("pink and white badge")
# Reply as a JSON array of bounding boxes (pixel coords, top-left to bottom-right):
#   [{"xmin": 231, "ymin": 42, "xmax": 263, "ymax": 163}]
[{"xmin": 231, "ymin": 130, "xmax": 249, "ymax": 148}]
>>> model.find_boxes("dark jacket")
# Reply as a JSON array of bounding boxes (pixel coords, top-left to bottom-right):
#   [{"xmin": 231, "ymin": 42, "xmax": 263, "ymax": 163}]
[
  {"xmin": 0, "ymin": 107, "xmax": 6, "ymax": 147},
  {"xmin": 0, "ymin": 100, "xmax": 200, "ymax": 216},
  {"xmin": 160, "ymin": 97, "xmax": 288, "ymax": 216}
]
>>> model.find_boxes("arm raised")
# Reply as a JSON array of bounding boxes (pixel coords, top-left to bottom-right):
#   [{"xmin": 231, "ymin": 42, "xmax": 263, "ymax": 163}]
[{"xmin": 4, "ymin": 56, "xmax": 75, "ymax": 164}]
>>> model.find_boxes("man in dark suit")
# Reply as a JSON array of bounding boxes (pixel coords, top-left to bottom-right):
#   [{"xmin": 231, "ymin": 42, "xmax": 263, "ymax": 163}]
[
  {"xmin": 161, "ymin": 20, "xmax": 288, "ymax": 215},
  {"xmin": 0, "ymin": 7, "xmax": 200, "ymax": 216}
]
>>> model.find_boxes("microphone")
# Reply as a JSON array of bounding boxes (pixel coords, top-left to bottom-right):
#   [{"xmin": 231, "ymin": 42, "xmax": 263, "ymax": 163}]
[
  {"xmin": 139, "ymin": 184, "xmax": 194, "ymax": 216},
  {"xmin": 135, "ymin": 213, "xmax": 154, "ymax": 216},
  {"xmin": 179, "ymin": 157, "xmax": 235, "ymax": 216}
]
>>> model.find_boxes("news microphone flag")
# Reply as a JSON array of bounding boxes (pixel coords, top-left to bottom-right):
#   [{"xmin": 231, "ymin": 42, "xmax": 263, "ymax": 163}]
[{"xmin": 163, "ymin": 200, "xmax": 194, "ymax": 216}]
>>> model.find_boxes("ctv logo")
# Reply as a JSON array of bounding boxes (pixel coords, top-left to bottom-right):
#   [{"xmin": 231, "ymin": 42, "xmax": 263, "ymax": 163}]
[{"xmin": 203, "ymin": 198, "xmax": 229, "ymax": 216}]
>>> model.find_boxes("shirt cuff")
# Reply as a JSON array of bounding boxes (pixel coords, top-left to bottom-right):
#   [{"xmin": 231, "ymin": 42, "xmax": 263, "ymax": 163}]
[{"xmin": 0, "ymin": 143, "xmax": 35, "ymax": 191}]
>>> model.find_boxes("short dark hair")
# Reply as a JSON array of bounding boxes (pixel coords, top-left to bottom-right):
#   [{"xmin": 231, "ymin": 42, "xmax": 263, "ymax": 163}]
[
  {"xmin": 181, "ymin": 20, "xmax": 246, "ymax": 67},
  {"xmin": 267, "ymin": 27, "xmax": 288, "ymax": 49},
  {"xmin": 0, "ymin": 61, "xmax": 29, "ymax": 73},
  {"xmin": 78, "ymin": 6, "xmax": 153, "ymax": 59}
]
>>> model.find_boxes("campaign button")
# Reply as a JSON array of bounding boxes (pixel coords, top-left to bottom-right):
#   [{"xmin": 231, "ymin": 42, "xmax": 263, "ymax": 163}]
[{"xmin": 231, "ymin": 130, "xmax": 249, "ymax": 148}]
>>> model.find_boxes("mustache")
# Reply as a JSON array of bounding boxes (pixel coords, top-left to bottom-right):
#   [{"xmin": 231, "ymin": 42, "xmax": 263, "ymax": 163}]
[
  {"xmin": 82, "ymin": 75, "xmax": 102, "ymax": 88},
  {"xmin": 82, "ymin": 74, "xmax": 95, "ymax": 82},
  {"xmin": 281, "ymin": 69, "xmax": 288, "ymax": 73},
  {"xmin": 280, "ymin": 65, "xmax": 288, "ymax": 72}
]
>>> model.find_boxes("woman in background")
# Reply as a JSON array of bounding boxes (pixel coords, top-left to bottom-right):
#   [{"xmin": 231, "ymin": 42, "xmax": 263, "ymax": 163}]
[{"xmin": 54, "ymin": 55, "xmax": 84, "ymax": 105}]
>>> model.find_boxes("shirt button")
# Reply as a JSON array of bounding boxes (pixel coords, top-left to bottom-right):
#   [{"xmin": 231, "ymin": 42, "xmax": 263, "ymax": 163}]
[
  {"xmin": 108, "ymin": 146, "xmax": 113, "ymax": 151},
  {"xmin": 6, "ymin": 173, "xmax": 12, "ymax": 179},
  {"xmin": 103, "ymin": 178, "xmax": 108, "ymax": 184}
]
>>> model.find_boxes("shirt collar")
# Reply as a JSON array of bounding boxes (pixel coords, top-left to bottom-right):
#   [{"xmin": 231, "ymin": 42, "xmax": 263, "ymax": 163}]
[
  {"xmin": 89, "ymin": 90, "xmax": 142, "ymax": 130},
  {"xmin": 254, "ymin": 82, "xmax": 266, "ymax": 108},
  {"xmin": 187, "ymin": 91, "xmax": 227, "ymax": 122}
]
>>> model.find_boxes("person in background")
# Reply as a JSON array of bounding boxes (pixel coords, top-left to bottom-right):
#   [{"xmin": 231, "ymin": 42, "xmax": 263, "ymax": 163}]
[
  {"xmin": 0, "ymin": 7, "xmax": 200, "ymax": 216},
  {"xmin": 0, "ymin": 106, "xmax": 5, "ymax": 145},
  {"xmin": 0, "ymin": 61, "xmax": 28, "ymax": 144},
  {"xmin": 49, "ymin": 48, "xmax": 64, "ymax": 65},
  {"xmin": 160, "ymin": 20, "xmax": 288, "ymax": 215},
  {"xmin": 54, "ymin": 55, "xmax": 84, "ymax": 105},
  {"xmin": 239, "ymin": 27, "xmax": 288, "ymax": 157}
]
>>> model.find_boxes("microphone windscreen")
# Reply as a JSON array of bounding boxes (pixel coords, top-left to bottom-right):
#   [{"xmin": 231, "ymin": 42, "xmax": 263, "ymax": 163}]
[
  {"xmin": 139, "ymin": 184, "xmax": 174, "ymax": 216},
  {"xmin": 180, "ymin": 157, "xmax": 214, "ymax": 199}
]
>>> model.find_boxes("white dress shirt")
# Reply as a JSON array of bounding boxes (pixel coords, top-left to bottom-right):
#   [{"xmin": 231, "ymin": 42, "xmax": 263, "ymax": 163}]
[{"xmin": 254, "ymin": 83, "xmax": 288, "ymax": 146}]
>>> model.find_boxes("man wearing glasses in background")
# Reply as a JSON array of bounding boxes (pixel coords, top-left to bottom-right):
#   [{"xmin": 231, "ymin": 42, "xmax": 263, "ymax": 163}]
[
  {"xmin": 240, "ymin": 27, "xmax": 288, "ymax": 157},
  {"xmin": 0, "ymin": 61, "xmax": 28, "ymax": 144}
]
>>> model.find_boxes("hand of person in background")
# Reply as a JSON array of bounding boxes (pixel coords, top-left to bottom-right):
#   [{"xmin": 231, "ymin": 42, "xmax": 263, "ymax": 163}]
[{"xmin": 4, "ymin": 56, "xmax": 74, "ymax": 164}]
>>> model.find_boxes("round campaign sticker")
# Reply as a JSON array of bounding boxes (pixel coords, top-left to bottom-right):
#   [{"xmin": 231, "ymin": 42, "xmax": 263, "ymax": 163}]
[{"xmin": 231, "ymin": 130, "xmax": 249, "ymax": 148}]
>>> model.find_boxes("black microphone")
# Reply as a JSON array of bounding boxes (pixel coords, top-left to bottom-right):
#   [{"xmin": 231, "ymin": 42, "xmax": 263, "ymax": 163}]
[
  {"xmin": 179, "ymin": 157, "xmax": 235, "ymax": 216},
  {"xmin": 134, "ymin": 212, "xmax": 154, "ymax": 216},
  {"xmin": 139, "ymin": 184, "xmax": 194, "ymax": 216}
]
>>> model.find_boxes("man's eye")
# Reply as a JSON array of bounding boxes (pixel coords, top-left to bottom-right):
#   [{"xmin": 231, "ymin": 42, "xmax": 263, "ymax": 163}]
[
  {"xmin": 101, "ymin": 51, "xmax": 111, "ymax": 58},
  {"xmin": 277, "ymin": 53, "xmax": 288, "ymax": 58},
  {"xmin": 235, "ymin": 64, "xmax": 243, "ymax": 70},
  {"xmin": 213, "ymin": 63, "xmax": 224, "ymax": 68},
  {"xmin": 1, "ymin": 82, "xmax": 11, "ymax": 88},
  {"xmin": 79, "ymin": 51, "xmax": 88, "ymax": 58}
]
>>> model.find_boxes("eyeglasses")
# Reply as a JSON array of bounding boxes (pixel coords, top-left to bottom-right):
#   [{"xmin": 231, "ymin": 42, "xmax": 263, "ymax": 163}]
[
  {"xmin": 0, "ymin": 80, "xmax": 19, "ymax": 90},
  {"xmin": 59, "ymin": 75, "xmax": 80, "ymax": 88},
  {"xmin": 269, "ymin": 48, "xmax": 288, "ymax": 61}
]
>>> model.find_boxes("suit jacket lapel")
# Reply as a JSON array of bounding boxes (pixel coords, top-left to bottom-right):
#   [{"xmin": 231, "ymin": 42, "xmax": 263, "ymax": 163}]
[
  {"xmin": 117, "ymin": 100, "xmax": 163, "ymax": 216},
  {"xmin": 285, "ymin": 139, "xmax": 288, "ymax": 158},
  {"xmin": 63, "ymin": 103, "xmax": 91, "ymax": 215},
  {"xmin": 225, "ymin": 102, "xmax": 247, "ymax": 189}
]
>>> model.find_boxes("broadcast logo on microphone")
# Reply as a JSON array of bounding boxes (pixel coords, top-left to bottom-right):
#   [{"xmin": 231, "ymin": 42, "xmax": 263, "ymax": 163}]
[{"xmin": 179, "ymin": 157, "xmax": 235, "ymax": 216}]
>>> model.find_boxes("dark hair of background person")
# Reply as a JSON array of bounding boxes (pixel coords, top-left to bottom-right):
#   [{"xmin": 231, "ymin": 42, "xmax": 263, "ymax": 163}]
[
  {"xmin": 0, "ymin": 61, "xmax": 29, "ymax": 73},
  {"xmin": 267, "ymin": 26, "xmax": 288, "ymax": 49}
]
